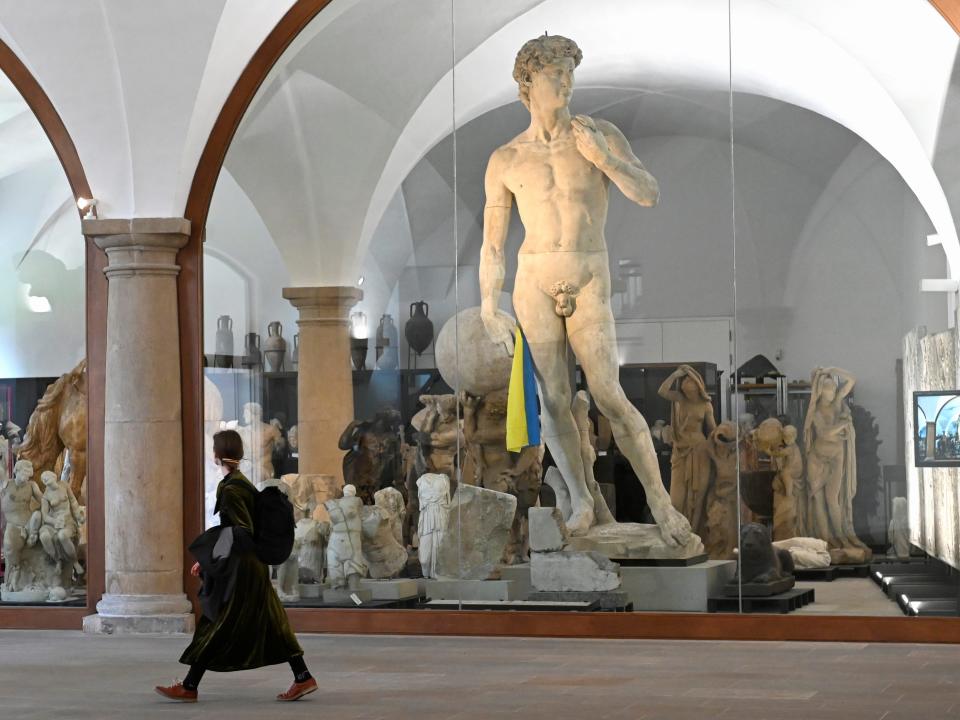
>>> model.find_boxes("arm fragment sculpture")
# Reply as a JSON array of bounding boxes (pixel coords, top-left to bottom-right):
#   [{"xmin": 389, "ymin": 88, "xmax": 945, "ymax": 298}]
[{"xmin": 478, "ymin": 34, "xmax": 689, "ymax": 545}]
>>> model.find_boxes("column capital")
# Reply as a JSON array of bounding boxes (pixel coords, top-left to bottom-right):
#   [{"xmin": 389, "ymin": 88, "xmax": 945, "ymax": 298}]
[
  {"xmin": 282, "ymin": 285, "xmax": 363, "ymax": 326},
  {"xmin": 84, "ymin": 218, "xmax": 190, "ymax": 278}
]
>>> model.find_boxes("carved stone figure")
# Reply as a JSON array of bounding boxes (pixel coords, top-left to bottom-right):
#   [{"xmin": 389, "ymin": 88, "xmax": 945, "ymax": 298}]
[
  {"xmin": 703, "ymin": 422, "xmax": 738, "ymax": 559},
  {"xmin": 237, "ymin": 402, "xmax": 281, "ymax": 486},
  {"xmin": 360, "ymin": 503, "xmax": 408, "ymax": 579},
  {"xmin": 773, "ymin": 537, "xmax": 831, "ymax": 569},
  {"xmin": 374, "ymin": 487, "xmax": 405, "ymax": 546},
  {"xmin": 479, "ymin": 34, "xmax": 689, "ymax": 546},
  {"xmin": 659, "ymin": 365, "xmax": 716, "ymax": 536},
  {"xmin": 323, "ymin": 485, "xmax": 366, "ymax": 590},
  {"xmin": 772, "ymin": 425, "xmax": 803, "ymax": 541},
  {"xmin": 338, "ymin": 408, "xmax": 403, "ymax": 504},
  {"xmin": 295, "ymin": 518, "xmax": 329, "ymax": 585},
  {"xmin": 734, "ymin": 523, "xmax": 795, "ymax": 595},
  {"xmin": 37, "ymin": 458, "xmax": 85, "ymax": 580},
  {"xmin": 1, "ymin": 460, "xmax": 42, "ymax": 595},
  {"xmin": 416, "ymin": 473, "xmax": 451, "ymax": 579},
  {"xmin": 462, "ymin": 388, "xmax": 544, "ymax": 563},
  {"xmin": 411, "ymin": 395, "xmax": 462, "ymax": 479},
  {"xmin": 888, "ymin": 496, "xmax": 910, "ymax": 559},
  {"xmin": 17, "ymin": 359, "xmax": 87, "ymax": 500},
  {"xmin": 803, "ymin": 368, "xmax": 872, "ymax": 564}
]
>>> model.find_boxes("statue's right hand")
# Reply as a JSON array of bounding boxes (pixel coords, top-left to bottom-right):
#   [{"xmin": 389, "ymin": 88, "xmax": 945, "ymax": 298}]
[{"xmin": 481, "ymin": 311, "xmax": 515, "ymax": 357}]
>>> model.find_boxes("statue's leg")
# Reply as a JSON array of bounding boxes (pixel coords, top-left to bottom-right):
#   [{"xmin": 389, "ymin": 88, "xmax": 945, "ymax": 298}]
[
  {"xmin": 567, "ymin": 305, "xmax": 692, "ymax": 547},
  {"xmin": 39, "ymin": 525, "xmax": 57, "ymax": 559},
  {"xmin": 824, "ymin": 458, "xmax": 847, "ymax": 547},
  {"xmin": 514, "ymin": 282, "xmax": 595, "ymax": 536}
]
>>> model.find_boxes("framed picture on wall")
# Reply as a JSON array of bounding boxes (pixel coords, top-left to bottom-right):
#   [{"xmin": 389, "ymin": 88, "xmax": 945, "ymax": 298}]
[{"xmin": 914, "ymin": 390, "xmax": 960, "ymax": 467}]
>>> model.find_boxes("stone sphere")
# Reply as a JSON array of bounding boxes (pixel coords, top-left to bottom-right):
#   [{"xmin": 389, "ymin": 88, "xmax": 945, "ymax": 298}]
[
  {"xmin": 47, "ymin": 586, "xmax": 68, "ymax": 602},
  {"xmin": 435, "ymin": 307, "xmax": 516, "ymax": 395}
]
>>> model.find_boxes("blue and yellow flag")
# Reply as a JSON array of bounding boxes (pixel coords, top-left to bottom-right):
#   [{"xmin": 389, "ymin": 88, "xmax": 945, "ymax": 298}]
[{"xmin": 506, "ymin": 327, "xmax": 541, "ymax": 452}]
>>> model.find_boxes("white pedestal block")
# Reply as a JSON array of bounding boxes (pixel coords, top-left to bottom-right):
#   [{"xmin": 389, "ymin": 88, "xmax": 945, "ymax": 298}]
[
  {"xmin": 424, "ymin": 579, "xmax": 517, "ymax": 601},
  {"xmin": 619, "ymin": 560, "xmax": 736, "ymax": 612},
  {"xmin": 359, "ymin": 579, "xmax": 419, "ymax": 600}
]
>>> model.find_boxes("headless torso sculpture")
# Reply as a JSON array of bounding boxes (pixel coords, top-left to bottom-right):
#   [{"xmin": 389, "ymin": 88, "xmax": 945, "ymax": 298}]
[{"xmin": 480, "ymin": 35, "xmax": 690, "ymax": 545}]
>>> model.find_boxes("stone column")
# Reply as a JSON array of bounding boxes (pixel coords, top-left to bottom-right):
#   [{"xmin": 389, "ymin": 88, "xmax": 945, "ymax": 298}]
[
  {"xmin": 282, "ymin": 286, "xmax": 362, "ymax": 482},
  {"xmin": 83, "ymin": 218, "xmax": 194, "ymax": 634}
]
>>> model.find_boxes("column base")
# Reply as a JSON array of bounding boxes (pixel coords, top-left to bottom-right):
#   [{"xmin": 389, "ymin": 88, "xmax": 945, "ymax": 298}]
[{"xmin": 83, "ymin": 593, "xmax": 195, "ymax": 635}]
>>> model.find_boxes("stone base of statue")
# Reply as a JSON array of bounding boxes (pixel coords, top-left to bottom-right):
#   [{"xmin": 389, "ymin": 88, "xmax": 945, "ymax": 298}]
[
  {"xmin": 83, "ymin": 593, "xmax": 194, "ymax": 634},
  {"xmin": 322, "ymin": 587, "xmax": 373, "ymax": 604},
  {"xmin": 1, "ymin": 543, "xmax": 80, "ymax": 604},
  {"xmin": 829, "ymin": 547, "xmax": 873, "ymax": 565},
  {"xmin": 620, "ymin": 560, "xmax": 736, "ymax": 612},
  {"xmin": 424, "ymin": 579, "xmax": 518, "ymax": 601},
  {"xmin": 298, "ymin": 583, "xmax": 323, "ymax": 599},
  {"xmin": 359, "ymin": 578, "xmax": 419, "ymax": 600},
  {"xmin": 566, "ymin": 522, "xmax": 705, "ymax": 560},
  {"xmin": 527, "ymin": 590, "xmax": 632, "ymax": 611},
  {"xmin": 724, "ymin": 576, "xmax": 795, "ymax": 597},
  {"xmin": 1, "ymin": 586, "xmax": 50, "ymax": 603}
]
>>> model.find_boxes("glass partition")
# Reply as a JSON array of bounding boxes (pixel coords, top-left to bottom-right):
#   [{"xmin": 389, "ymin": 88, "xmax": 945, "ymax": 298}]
[
  {"xmin": 200, "ymin": 0, "xmax": 960, "ymax": 620},
  {"xmin": 731, "ymin": 0, "xmax": 960, "ymax": 616},
  {"xmin": 0, "ymin": 70, "xmax": 87, "ymax": 606}
]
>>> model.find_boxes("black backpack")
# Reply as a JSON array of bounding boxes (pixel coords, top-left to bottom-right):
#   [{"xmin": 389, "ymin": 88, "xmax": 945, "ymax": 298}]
[{"xmin": 251, "ymin": 484, "xmax": 296, "ymax": 566}]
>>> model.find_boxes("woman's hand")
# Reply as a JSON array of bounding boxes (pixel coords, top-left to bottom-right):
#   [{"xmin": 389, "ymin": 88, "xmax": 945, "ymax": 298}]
[{"xmin": 190, "ymin": 562, "xmax": 201, "ymax": 577}]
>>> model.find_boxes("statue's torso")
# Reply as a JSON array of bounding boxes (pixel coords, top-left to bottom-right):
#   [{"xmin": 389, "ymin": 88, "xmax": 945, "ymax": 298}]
[
  {"xmin": 44, "ymin": 485, "xmax": 74, "ymax": 529},
  {"xmin": 1, "ymin": 481, "xmax": 35, "ymax": 526},
  {"xmin": 501, "ymin": 135, "xmax": 608, "ymax": 254}
]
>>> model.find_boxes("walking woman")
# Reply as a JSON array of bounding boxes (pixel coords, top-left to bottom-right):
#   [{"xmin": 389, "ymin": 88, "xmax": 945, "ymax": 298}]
[{"xmin": 155, "ymin": 429, "xmax": 316, "ymax": 703}]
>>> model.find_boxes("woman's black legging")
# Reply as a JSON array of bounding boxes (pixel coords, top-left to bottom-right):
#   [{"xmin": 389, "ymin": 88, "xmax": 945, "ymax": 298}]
[{"xmin": 183, "ymin": 656, "xmax": 310, "ymax": 690}]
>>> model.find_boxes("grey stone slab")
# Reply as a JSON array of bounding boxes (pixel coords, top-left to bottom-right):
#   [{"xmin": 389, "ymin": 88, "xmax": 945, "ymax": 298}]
[
  {"xmin": 530, "ymin": 551, "xmax": 621, "ymax": 592},
  {"xmin": 528, "ymin": 507, "xmax": 568, "ymax": 552},
  {"xmin": 359, "ymin": 579, "xmax": 419, "ymax": 600},
  {"xmin": 497, "ymin": 563, "xmax": 532, "ymax": 598},
  {"xmin": 424, "ymin": 579, "xmax": 517, "ymax": 601},
  {"xmin": 322, "ymin": 588, "xmax": 373, "ymax": 605}
]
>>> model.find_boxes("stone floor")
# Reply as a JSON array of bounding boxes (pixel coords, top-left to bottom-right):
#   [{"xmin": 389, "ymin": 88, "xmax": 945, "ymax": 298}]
[{"xmin": 2, "ymin": 630, "xmax": 960, "ymax": 719}]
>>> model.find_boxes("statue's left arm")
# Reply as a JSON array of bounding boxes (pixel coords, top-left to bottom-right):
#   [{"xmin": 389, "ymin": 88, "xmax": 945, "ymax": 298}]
[{"xmin": 572, "ymin": 115, "xmax": 659, "ymax": 207}]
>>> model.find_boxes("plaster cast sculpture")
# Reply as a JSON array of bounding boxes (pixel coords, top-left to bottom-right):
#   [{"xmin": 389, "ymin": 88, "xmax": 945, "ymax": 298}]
[
  {"xmin": 323, "ymin": 485, "xmax": 366, "ymax": 590},
  {"xmin": 435, "ymin": 483, "xmax": 517, "ymax": 580},
  {"xmin": 237, "ymin": 402, "xmax": 281, "ymax": 486},
  {"xmin": 888, "ymin": 496, "xmax": 910, "ymax": 559},
  {"xmin": 339, "ymin": 408, "xmax": 404, "ymax": 504},
  {"xmin": 479, "ymin": 35, "xmax": 689, "ymax": 546},
  {"xmin": 659, "ymin": 365, "xmax": 716, "ymax": 536},
  {"xmin": 803, "ymin": 368, "xmax": 872, "ymax": 564},
  {"xmin": 773, "ymin": 425, "xmax": 803, "ymax": 541},
  {"xmin": 0, "ymin": 436, "xmax": 8, "ymax": 485},
  {"xmin": 1, "ymin": 460, "xmax": 42, "ymax": 598},
  {"xmin": 374, "ymin": 487, "xmax": 405, "ymax": 545},
  {"xmin": 773, "ymin": 537, "xmax": 831, "ymax": 569},
  {"xmin": 203, "ymin": 376, "xmax": 225, "ymax": 529},
  {"xmin": 360, "ymin": 503, "xmax": 408, "ymax": 579},
  {"xmin": 38, "ymin": 458, "xmax": 85, "ymax": 580},
  {"xmin": 17, "ymin": 359, "xmax": 87, "ymax": 500},
  {"xmin": 462, "ymin": 388, "xmax": 544, "ymax": 563},
  {"xmin": 703, "ymin": 422, "xmax": 739, "ymax": 560},
  {"xmin": 411, "ymin": 395, "xmax": 462, "ymax": 479},
  {"xmin": 416, "ymin": 473, "xmax": 451, "ymax": 579}
]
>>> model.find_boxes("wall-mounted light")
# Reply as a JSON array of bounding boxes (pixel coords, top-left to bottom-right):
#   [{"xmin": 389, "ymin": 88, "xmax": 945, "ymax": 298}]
[
  {"xmin": 76, "ymin": 197, "xmax": 98, "ymax": 220},
  {"xmin": 920, "ymin": 279, "xmax": 960, "ymax": 292}
]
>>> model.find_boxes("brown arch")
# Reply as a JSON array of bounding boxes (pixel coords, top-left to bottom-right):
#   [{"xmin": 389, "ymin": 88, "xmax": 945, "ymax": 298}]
[
  {"xmin": 0, "ymin": 38, "xmax": 102, "ymax": 628},
  {"xmin": 0, "ymin": 38, "xmax": 91, "ymax": 202},
  {"xmin": 179, "ymin": 0, "xmax": 960, "ymax": 638}
]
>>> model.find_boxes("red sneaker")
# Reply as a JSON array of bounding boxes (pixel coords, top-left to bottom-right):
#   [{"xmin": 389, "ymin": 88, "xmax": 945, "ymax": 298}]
[
  {"xmin": 276, "ymin": 676, "xmax": 318, "ymax": 701},
  {"xmin": 155, "ymin": 681, "xmax": 198, "ymax": 703}
]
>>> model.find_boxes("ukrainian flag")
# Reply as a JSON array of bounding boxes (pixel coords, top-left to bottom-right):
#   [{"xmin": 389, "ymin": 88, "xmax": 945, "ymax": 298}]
[{"xmin": 506, "ymin": 326, "xmax": 541, "ymax": 452}]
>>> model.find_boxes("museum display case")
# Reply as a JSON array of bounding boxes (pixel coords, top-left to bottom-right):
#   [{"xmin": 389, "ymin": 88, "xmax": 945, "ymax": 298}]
[
  {"xmin": 188, "ymin": 0, "xmax": 960, "ymax": 632},
  {"xmin": 0, "ymin": 68, "xmax": 89, "ymax": 610}
]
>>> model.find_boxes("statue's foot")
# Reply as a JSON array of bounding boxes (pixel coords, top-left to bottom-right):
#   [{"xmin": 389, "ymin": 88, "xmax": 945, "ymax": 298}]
[
  {"xmin": 652, "ymin": 505, "xmax": 692, "ymax": 547},
  {"xmin": 565, "ymin": 506, "xmax": 596, "ymax": 537}
]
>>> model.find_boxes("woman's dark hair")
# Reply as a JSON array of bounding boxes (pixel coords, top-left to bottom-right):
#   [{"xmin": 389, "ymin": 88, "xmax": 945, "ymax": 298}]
[{"xmin": 213, "ymin": 429, "xmax": 244, "ymax": 467}]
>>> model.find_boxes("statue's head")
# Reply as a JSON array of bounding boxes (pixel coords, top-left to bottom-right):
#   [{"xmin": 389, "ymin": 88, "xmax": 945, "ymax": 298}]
[
  {"xmin": 782, "ymin": 425, "xmax": 798, "ymax": 446},
  {"xmin": 13, "ymin": 459, "xmax": 33, "ymax": 485},
  {"xmin": 243, "ymin": 402, "xmax": 262, "ymax": 423},
  {"xmin": 817, "ymin": 374, "xmax": 837, "ymax": 402},
  {"xmin": 40, "ymin": 470, "xmax": 57, "ymax": 489},
  {"xmin": 343, "ymin": 484, "xmax": 357, "ymax": 498},
  {"xmin": 513, "ymin": 34, "xmax": 582, "ymax": 111}
]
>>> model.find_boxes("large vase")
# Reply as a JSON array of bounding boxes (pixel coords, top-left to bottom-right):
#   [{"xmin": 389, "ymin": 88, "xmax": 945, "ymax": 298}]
[
  {"xmin": 214, "ymin": 315, "xmax": 234, "ymax": 368},
  {"xmin": 376, "ymin": 314, "xmax": 399, "ymax": 370},
  {"xmin": 242, "ymin": 332, "xmax": 261, "ymax": 370},
  {"xmin": 405, "ymin": 301, "xmax": 434, "ymax": 356},
  {"xmin": 264, "ymin": 321, "xmax": 287, "ymax": 372}
]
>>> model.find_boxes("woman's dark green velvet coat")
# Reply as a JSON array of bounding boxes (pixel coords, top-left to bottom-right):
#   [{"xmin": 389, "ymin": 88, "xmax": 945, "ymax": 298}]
[{"xmin": 180, "ymin": 470, "xmax": 302, "ymax": 672}]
